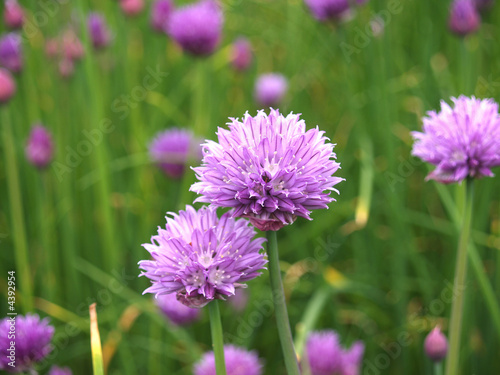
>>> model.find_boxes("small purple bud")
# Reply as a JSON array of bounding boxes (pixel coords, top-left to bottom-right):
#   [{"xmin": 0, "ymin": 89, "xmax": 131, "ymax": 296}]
[
  {"xmin": 449, "ymin": 0, "xmax": 480, "ymax": 36},
  {"xmin": 148, "ymin": 128, "xmax": 202, "ymax": 179},
  {"xmin": 88, "ymin": 13, "xmax": 112, "ymax": 50},
  {"xmin": 167, "ymin": 0, "xmax": 224, "ymax": 57},
  {"xmin": 0, "ymin": 68, "xmax": 16, "ymax": 104},
  {"xmin": 424, "ymin": 326, "xmax": 448, "ymax": 362},
  {"xmin": 151, "ymin": 0, "xmax": 173, "ymax": 33},
  {"xmin": 48, "ymin": 366, "xmax": 73, "ymax": 375},
  {"xmin": 0, "ymin": 33, "xmax": 23, "ymax": 73},
  {"xmin": 25, "ymin": 125, "xmax": 54, "ymax": 169},
  {"xmin": 4, "ymin": 0, "xmax": 24, "ymax": 29},
  {"xmin": 231, "ymin": 37, "xmax": 252, "ymax": 72},
  {"xmin": 156, "ymin": 293, "xmax": 201, "ymax": 325},
  {"xmin": 254, "ymin": 73, "xmax": 288, "ymax": 108},
  {"xmin": 304, "ymin": 0, "xmax": 351, "ymax": 21},
  {"xmin": 120, "ymin": 0, "xmax": 145, "ymax": 17},
  {"xmin": 62, "ymin": 29, "xmax": 85, "ymax": 61},
  {"xmin": 194, "ymin": 345, "xmax": 263, "ymax": 375}
]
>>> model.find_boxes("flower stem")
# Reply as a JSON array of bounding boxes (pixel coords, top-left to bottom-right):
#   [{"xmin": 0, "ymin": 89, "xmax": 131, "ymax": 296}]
[
  {"xmin": 266, "ymin": 231, "xmax": 301, "ymax": 375},
  {"xmin": 434, "ymin": 362, "xmax": 443, "ymax": 375},
  {"xmin": 445, "ymin": 179, "xmax": 474, "ymax": 375},
  {"xmin": 208, "ymin": 300, "xmax": 227, "ymax": 375},
  {"xmin": 1, "ymin": 107, "xmax": 33, "ymax": 312}
]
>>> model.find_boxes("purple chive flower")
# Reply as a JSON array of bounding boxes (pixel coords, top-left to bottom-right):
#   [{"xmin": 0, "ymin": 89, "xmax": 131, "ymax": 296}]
[
  {"xmin": 0, "ymin": 314, "xmax": 55, "ymax": 373},
  {"xmin": 155, "ymin": 293, "xmax": 201, "ymax": 325},
  {"xmin": 306, "ymin": 331, "xmax": 364, "ymax": 375},
  {"xmin": 0, "ymin": 68, "xmax": 16, "ymax": 104},
  {"xmin": 254, "ymin": 73, "xmax": 288, "ymax": 108},
  {"xmin": 139, "ymin": 205, "xmax": 267, "ymax": 308},
  {"xmin": 149, "ymin": 128, "xmax": 202, "ymax": 179},
  {"xmin": 306, "ymin": 331, "xmax": 343, "ymax": 375},
  {"xmin": 411, "ymin": 96, "xmax": 500, "ymax": 184},
  {"xmin": 231, "ymin": 37, "xmax": 252, "ymax": 72},
  {"xmin": 120, "ymin": 0, "xmax": 145, "ymax": 16},
  {"xmin": 194, "ymin": 345, "xmax": 263, "ymax": 375},
  {"xmin": 25, "ymin": 125, "xmax": 54, "ymax": 169},
  {"xmin": 62, "ymin": 29, "xmax": 85, "ymax": 62},
  {"xmin": 424, "ymin": 326, "xmax": 448, "ymax": 362},
  {"xmin": 88, "ymin": 13, "xmax": 112, "ymax": 50},
  {"xmin": 191, "ymin": 109, "xmax": 343, "ymax": 231},
  {"xmin": 151, "ymin": 0, "xmax": 173, "ymax": 32},
  {"xmin": 339, "ymin": 342, "xmax": 365, "ymax": 375},
  {"xmin": 304, "ymin": 0, "xmax": 351, "ymax": 21},
  {"xmin": 448, "ymin": 0, "xmax": 480, "ymax": 36},
  {"xmin": 48, "ymin": 366, "xmax": 73, "ymax": 375},
  {"xmin": 0, "ymin": 33, "xmax": 23, "ymax": 73},
  {"xmin": 167, "ymin": 0, "xmax": 224, "ymax": 57},
  {"xmin": 3, "ymin": 0, "xmax": 24, "ymax": 29}
]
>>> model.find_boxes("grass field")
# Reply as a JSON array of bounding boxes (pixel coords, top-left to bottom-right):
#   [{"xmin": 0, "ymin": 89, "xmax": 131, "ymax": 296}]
[{"xmin": 1, "ymin": 0, "xmax": 500, "ymax": 374}]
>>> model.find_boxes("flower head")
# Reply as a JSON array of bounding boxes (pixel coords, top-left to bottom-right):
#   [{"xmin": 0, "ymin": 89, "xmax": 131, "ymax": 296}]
[
  {"xmin": 0, "ymin": 314, "xmax": 54, "ymax": 372},
  {"xmin": 167, "ymin": 0, "xmax": 224, "ymax": 57},
  {"xmin": 61, "ymin": 29, "xmax": 85, "ymax": 61},
  {"xmin": 194, "ymin": 345, "xmax": 263, "ymax": 375},
  {"xmin": 139, "ymin": 205, "xmax": 267, "ymax": 308},
  {"xmin": 448, "ymin": 0, "xmax": 480, "ymax": 36},
  {"xmin": 88, "ymin": 13, "xmax": 112, "ymax": 50},
  {"xmin": 25, "ymin": 124, "xmax": 54, "ymax": 169},
  {"xmin": 304, "ymin": 0, "xmax": 351, "ymax": 21},
  {"xmin": 149, "ymin": 128, "xmax": 202, "ymax": 179},
  {"xmin": 0, "ymin": 33, "xmax": 23, "ymax": 73},
  {"xmin": 306, "ymin": 331, "xmax": 364, "ymax": 375},
  {"xmin": 0, "ymin": 68, "xmax": 16, "ymax": 104},
  {"xmin": 424, "ymin": 326, "xmax": 448, "ymax": 362},
  {"xmin": 306, "ymin": 331, "xmax": 343, "ymax": 375},
  {"xmin": 4, "ymin": 0, "xmax": 24, "ymax": 29},
  {"xmin": 254, "ymin": 74, "xmax": 288, "ymax": 108},
  {"xmin": 231, "ymin": 37, "xmax": 252, "ymax": 72},
  {"xmin": 151, "ymin": 0, "xmax": 173, "ymax": 32},
  {"xmin": 191, "ymin": 109, "xmax": 343, "ymax": 231},
  {"xmin": 339, "ymin": 341, "xmax": 364, "ymax": 375},
  {"xmin": 120, "ymin": 0, "xmax": 145, "ymax": 16},
  {"xmin": 411, "ymin": 96, "xmax": 500, "ymax": 184},
  {"xmin": 48, "ymin": 366, "xmax": 73, "ymax": 375},
  {"xmin": 155, "ymin": 293, "xmax": 201, "ymax": 325}
]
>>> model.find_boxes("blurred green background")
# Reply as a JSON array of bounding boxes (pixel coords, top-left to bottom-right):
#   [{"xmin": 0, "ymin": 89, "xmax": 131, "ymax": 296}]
[{"xmin": 1, "ymin": 0, "xmax": 500, "ymax": 374}]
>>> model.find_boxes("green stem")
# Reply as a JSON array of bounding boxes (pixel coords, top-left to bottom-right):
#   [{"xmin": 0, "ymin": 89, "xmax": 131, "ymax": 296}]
[
  {"xmin": 266, "ymin": 231, "xmax": 301, "ymax": 375},
  {"xmin": 208, "ymin": 300, "xmax": 227, "ymax": 375},
  {"xmin": 445, "ymin": 179, "xmax": 474, "ymax": 375},
  {"xmin": 1, "ymin": 108, "xmax": 33, "ymax": 312},
  {"xmin": 434, "ymin": 362, "xmax": 443, "ymax": 375}
]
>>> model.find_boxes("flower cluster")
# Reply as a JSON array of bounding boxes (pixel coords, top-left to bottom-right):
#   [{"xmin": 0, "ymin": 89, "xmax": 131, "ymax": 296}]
[
  {"xmin": 149, "ymin": 128, "xmax": 202, "ymax": 179},
  {"xmin": 0, "ymin": 314, "xmax": 54, "ymax": 372},
  {"xmin": 139, "ymin": 205, "xmax": 267, "ymax": 308},
  {"xmin": 411, "ymin": 96, "xmax": 500, "ymax": 184},
  {"xmin": 88, "ymin": 13, "xmax": 112, "ymax": 50},
  {"xmin": 0, "ymin": 33, "xmax": 23, "ymax": 73},
  {"xmin": 167, "ymin": 0, "xmax": 223, "ymax": 57},
  {"xmin": 25, "ymin": 125, "xmax": 54, "ymax": 169},
  {"xmin": 191, "ymin": 109, "xmax": 343, "ymax": 231},
  {"xmin": 306, "ymin": 330, "xmax": 364, "ymax": 375},
  {"xmin": 194, "ymin": 345, "xmax": 263, "ymax": 375}
]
